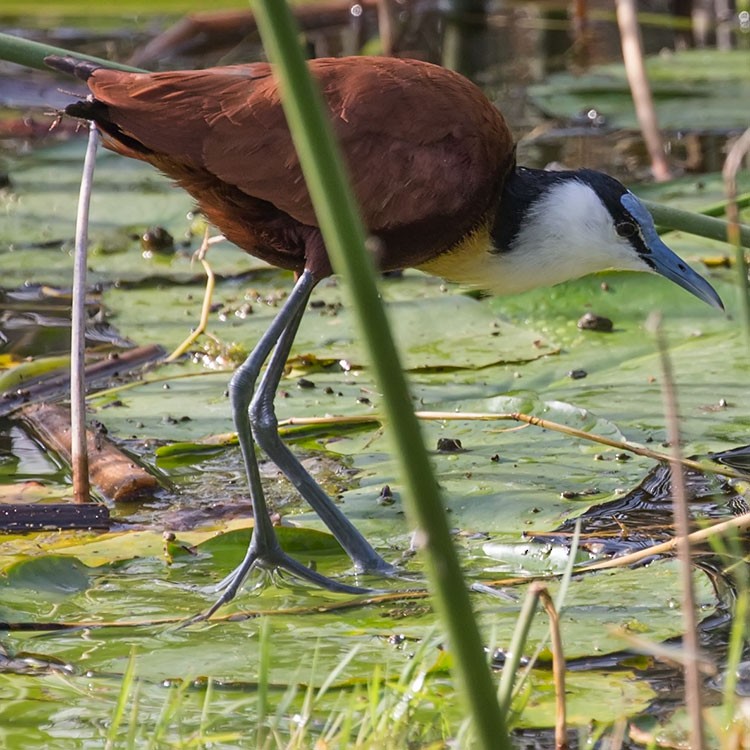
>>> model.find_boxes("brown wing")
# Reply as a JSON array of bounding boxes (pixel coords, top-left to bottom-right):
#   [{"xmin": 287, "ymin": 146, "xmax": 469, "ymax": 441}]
[{"xmin": 85, "ymin": 57, "xmax": 513, "ymax": 235}]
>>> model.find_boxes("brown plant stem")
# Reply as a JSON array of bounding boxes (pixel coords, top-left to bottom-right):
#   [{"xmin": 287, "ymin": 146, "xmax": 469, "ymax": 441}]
[
  {"xmin": 165, "ymin": 231, "xmax": 223, "ymax": 362},
  {"xmin": 615, "ymin": 0, "xmax": 672, "ymax": 181},
  {"xmin": 70, "ymin": 123, "xmax": 99, "ymax": 503},
  {"xmin": 537, "ymin": 586, "xmax": 567, "ymax": 750},
  {"xmin": 281, "ymin": 411, "xmax": 750, "ymax": 481},
  {"xmin": 647, "ymin": 311, "xmax": 704, "ymax": 750}
]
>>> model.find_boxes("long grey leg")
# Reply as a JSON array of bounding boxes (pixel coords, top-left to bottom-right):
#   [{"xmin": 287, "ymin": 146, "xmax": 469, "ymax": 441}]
[
  {"xmin": 204, "ymin": 271, "xmax": 372, "ymax": 617},
  {"xmin": 251, "ymin": 274, "xmax": 393, "ymax": 575}
]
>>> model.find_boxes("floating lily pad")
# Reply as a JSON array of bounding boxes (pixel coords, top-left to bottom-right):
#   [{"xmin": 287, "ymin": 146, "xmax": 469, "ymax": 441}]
[
  {"xmin": 528, "ymin": 49, "xmax": 750, "ymax": 131},
  {"xmin": 1, "ymin": 52, "xmax": 748, "ymax": 747}
]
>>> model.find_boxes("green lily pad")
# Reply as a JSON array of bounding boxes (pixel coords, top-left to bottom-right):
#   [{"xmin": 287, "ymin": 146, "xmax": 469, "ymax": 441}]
[
  {"xmin": 0, "ymin": 555, "xmax": 91, "ymax": 596},
  {"xmin": 1, "ymin": 63, "xmax": 748, "ymax": 747},
  {"xmin": 529, "ymin": 49, "xmax": 750, "ymax": 131}
]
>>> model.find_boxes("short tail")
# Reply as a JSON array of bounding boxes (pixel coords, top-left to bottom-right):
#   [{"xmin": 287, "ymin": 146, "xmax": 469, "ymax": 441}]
[
  {"xmin": 44, "ymin": 55, "xmax": 150, "ymax": 158},
  {"xmin": 45, "ymin": 55, "xmax": 104, "ymax": 81}
]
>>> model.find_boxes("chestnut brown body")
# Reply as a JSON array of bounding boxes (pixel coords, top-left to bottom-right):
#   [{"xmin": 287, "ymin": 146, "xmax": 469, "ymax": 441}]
[{"xmin": 60, "ymin": 57, "xmax": 514, "ymax": 279}]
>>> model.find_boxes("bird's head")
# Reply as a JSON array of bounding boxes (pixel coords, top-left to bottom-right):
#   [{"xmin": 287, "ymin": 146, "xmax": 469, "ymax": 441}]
[{"xmin": 489, "ymin": 167, "xmax": 723, "ymax": 310}]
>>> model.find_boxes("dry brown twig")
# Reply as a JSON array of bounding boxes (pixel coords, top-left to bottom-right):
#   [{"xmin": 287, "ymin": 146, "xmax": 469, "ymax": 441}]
[
  {"xmin": 534, "ymin": 584, "xmax": 568, "ymax": 750},
  {"xmin": 647, "ymin": 311, "xmax": 704, "ymax": 750},
  {"xmin": 615, "ymin": 0, "xmax": 671, "ymax": 181},
  {"xmin": 70, "ymin": 122, "xmax": 100, "ymax": 503},
  {"xmin": 165, "ymin": 231, "xmax": 225, "ymax": 362},
  {"xmin": 281, "ymin": 410, "xmax": 749, "ymax": 480}
]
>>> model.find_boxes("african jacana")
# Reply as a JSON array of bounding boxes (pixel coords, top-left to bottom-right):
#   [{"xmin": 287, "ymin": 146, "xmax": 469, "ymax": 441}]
[{"xmin": 46, "ymin": 54, "xmax": 723, "ymax": 606}]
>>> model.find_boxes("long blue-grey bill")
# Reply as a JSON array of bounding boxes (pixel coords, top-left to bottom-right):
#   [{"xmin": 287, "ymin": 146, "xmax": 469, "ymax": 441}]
[{"xmin": 622, "ymin": 193, "xmax": 724, "ymax": 311}]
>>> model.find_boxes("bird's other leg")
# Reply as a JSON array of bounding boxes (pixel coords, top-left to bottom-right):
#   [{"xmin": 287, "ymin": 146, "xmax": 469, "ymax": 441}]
[
  {"xmin": 208, "ymin": 271, "xmax": 367, "ymax": 616},
  {"xmin": 251, "ymin": 272, "xmax": 394, "ymax": 577}
]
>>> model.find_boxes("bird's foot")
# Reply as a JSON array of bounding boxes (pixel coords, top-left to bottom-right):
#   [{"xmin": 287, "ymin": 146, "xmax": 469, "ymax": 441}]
[{"xmin": 190, "ymin": 547, "xmax": 374, "ymax": 623}]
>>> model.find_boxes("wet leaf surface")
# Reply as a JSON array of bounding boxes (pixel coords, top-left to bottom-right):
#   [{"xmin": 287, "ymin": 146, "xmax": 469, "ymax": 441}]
[
  {"xmin": 529, "ymin": 49, "xmax": 750, "ymax": 130},
  {"xmin": 1, "ymin": 44, "xmax": 749, "ymax": 749}
]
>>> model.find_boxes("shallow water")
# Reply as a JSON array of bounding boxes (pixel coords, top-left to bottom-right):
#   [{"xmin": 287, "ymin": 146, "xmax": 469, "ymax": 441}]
[{"xmin": 0, "ymin": 3, "xmax": 749, "ymax": 748}]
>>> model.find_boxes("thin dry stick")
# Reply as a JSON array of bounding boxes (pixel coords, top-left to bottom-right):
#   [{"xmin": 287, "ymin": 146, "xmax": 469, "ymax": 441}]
[
  {"xmin": 578, "ymin": 509, "xmax": 750, "ymax": 573},
  {"xmin": 536, "ymin": 585, "xmax": 567, "ymax": 750},
  {"xmin": 503, "ymin": 411, "xmax": 742, "ymax": 479},
  {"xmin": 722, "ymin": 127, "xmax": 750, "ymax": 349},
  {"xmin": 376, "ymin": 0, "xmax": 396, "ymax": 56},
  {"xmin": 572, "ymin": 0, "xmax": 588, "ymax": 45},
  {"xmin": 615, "ymin": 0, "xmax": 671, "ymax": 181},
  {"xmin": 165, "ymin": 231, "xmax": 224, "ymax": 362},
  {"xmin": 607, "ymin": 718, "xmax": 628, "ymax": 750},
  {"xmin": 283, "ymin": 410, "xmax": 750, "ymax": 480},
  {"xmin": 647, "ymin": 311, "xmax": 704, "ymax": 750},
  {"xmin": 496, "ymin": 522, "xmax": 580, "ymax": 721},
  {"xmin": 70, "ymin": 123, "xmax": 100, "ymax": 503},
  {"xmin": 614, "ymin": 629, "xmax": 717, "ymax": 675}
]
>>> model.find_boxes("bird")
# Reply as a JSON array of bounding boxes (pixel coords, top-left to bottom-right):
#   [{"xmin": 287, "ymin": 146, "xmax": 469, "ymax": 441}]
[{"xmin": 45, "ymin": 54, "xmax": 723, "ymax": 610}]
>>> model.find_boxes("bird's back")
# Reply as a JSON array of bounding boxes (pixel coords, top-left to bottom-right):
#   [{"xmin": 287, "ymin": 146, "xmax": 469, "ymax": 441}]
[{"xmin": 56, "ymin": 56, "xmax": 515, "ymax": 276}]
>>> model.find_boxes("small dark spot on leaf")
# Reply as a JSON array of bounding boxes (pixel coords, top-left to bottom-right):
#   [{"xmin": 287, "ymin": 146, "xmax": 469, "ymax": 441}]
[
  {"xmin": 378, "ymin": 485, "xmax": 395, "ymax": 506},
  {"xmin": 91, "ymin": 420, "xmax": 108, "ymax": 435},
  {"xmin": 437, "ymin": 437, "xmax": 463, "ymax": 452},
  {"xmin": 578, "ymin": 312, "xmax": 613, "ymax": 332},
  {"xmin": 141, "ymin": 226, "xmax": 175, "ymax": 256},
  {"xmin": 568, "ymin": 369, "xmax": 588, "ymax": 380}
]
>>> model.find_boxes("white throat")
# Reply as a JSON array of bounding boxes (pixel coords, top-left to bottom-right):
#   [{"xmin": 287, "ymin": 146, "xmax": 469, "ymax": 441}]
[{"xmin": 420, "ymin": 180, "xmax": 652, "ymax": 296}]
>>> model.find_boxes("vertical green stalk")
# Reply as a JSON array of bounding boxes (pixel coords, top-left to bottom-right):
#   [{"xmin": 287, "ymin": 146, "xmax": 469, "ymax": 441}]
[
  {"xmin": 250, "ymin": 1, "xmax": 508, "ymax": 746},
  {"xmin": 496, "ymin": 586, "xmax": 541, "ymax": 716}
]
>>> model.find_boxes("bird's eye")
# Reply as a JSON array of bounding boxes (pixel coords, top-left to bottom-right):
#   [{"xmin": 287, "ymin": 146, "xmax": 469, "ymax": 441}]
[{"xmin": 616, "ymin": 222, "xmax": 637, "ymax": 238}]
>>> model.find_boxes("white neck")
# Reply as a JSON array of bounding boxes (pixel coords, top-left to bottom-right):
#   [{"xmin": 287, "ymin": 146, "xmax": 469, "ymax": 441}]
[{"xmin": 420, "ymin": 180, "xmax": 652, "ymax": 296}]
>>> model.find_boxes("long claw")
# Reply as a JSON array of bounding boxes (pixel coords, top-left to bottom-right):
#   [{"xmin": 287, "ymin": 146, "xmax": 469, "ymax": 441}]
[{"xmin": 187, "ymin": 552, "xmax": 372, "ymax": 624}]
